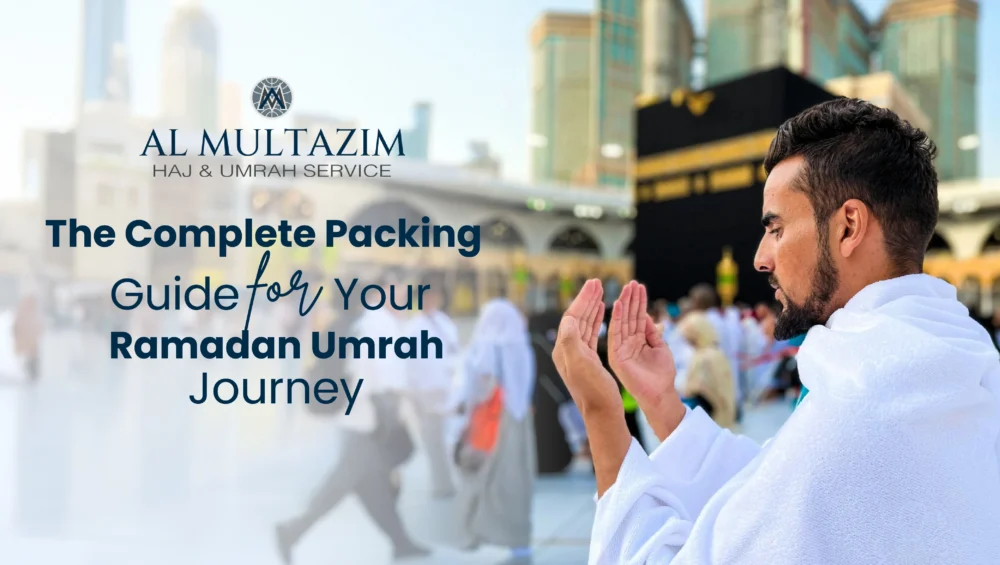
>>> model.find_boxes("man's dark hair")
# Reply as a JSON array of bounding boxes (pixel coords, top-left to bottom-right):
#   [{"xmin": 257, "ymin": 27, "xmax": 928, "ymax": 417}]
[{"xmin": 764, "ymin": 97, "xmax": 939, "ymax": 273}]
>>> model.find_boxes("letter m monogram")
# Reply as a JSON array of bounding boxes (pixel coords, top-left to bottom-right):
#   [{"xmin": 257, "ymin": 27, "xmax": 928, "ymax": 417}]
[{"xmin": 259, "ymin": 88, "xmax": 286, "ymax": 111}]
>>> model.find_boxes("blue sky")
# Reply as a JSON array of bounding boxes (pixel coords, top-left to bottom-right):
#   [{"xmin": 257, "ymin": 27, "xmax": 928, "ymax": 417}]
[{"xmin": 0, "ymin": 0, "xmax": 995, "ymax": 196}]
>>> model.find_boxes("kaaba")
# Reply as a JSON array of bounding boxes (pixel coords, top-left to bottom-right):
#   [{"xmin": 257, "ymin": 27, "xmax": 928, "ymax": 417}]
[{"xmin": 633, "ymin": 66, "xmax": 838, "ymax": 305}]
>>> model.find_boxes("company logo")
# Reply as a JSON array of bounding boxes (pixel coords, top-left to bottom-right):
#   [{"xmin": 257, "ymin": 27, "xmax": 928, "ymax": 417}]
[
  {"xmin": 252, "ymin": 77, "xmax": 293, "ymax": 118},
  {"xmin": 142, "ymin": 77, "xmax": 404, "ymax": 163}
]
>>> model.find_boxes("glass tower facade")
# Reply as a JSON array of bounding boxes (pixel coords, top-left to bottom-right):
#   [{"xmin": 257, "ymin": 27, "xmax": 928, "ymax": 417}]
[
  {"xmin": 591, "ymin": 0, "xmax": 642, "ymax": 188},
  {"xmin": 530, "ymin": 3, "xmax": 692, "ymax": 189},
  {"xmin": 80, "ymin": 0, "xmax": 126, "ymax": 106},
  {"xmin": 837, "ymin": 2, "xmax": 871, "ymax": 77},
  {"xmin": 402, "ymin": 103, "xmax": 431, "ymax": 161},
  {"xmin": 530, "ymin": 13, "xmax": 594, "ymax": 184},
  {"xmin": 879, "ymin": 0, "xmax": 978, "ymax": 181},
  {"xmin": 706, "ymin": 0, "xmax": 780, "ymax": 86},
  {"xmin": 161, "ymin": 5, "xmax": 219, "ymax": 130},
  {"xmin": 706, "ymin": 0, "xmax": 872, "ymax": 87}
]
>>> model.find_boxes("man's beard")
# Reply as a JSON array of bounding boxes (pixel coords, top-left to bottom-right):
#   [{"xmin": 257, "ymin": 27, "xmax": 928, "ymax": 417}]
[{"xmin": 772, "ymin": 241, "xmax": 838, "ymax": 341}]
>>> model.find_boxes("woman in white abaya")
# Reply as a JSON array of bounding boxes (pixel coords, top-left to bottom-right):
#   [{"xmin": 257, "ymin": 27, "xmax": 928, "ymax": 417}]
[{"xmin": 457, "ymin": 299, "xmax": 537, "ymax": 565}]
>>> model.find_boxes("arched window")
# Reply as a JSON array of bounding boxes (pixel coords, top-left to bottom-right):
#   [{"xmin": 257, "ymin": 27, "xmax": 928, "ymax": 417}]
[
  {"xmin": 983, "ymin": 227, "xmax": 1000, "ymax": 254},
  {"xmin": 347, "ymin": 199, "xmax": 429, "ymax": 225},
  {"xmin": 549, "ymin": 226, "xmax": 601, "ymax": 255},
  {"xmin": 926, "ymin": 232, "xmax": 951, "ymax": 254},
  {"xmin": 480, "ymin": 218, "xmax": 526, "ymax": 248}
]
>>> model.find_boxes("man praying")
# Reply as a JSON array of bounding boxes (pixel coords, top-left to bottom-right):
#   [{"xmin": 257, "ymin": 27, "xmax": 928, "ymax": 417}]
[{"xmin": 553, "ymin": 98, "xmax": 1000, "ymax": 564}]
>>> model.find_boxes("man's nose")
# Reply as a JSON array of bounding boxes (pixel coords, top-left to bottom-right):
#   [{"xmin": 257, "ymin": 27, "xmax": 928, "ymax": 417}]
[{"xmin": 754, "ymin": 238, "xmax": 773, "ymax": 273}]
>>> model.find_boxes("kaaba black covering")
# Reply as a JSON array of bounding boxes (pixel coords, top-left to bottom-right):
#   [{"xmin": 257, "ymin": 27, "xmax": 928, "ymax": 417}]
[{"xmin": 633, "ymin": 67, "xmax": 838, "ymax": 304}]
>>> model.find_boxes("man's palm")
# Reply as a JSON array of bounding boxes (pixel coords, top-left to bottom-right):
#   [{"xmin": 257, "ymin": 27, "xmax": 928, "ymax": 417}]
[
  {"xmin": 608, "ymin": 282, "xmax": 677, "ymax": 404},
  {"xmin": 552, "ymin": 279, "xmax": 622, "ymax": 414}
]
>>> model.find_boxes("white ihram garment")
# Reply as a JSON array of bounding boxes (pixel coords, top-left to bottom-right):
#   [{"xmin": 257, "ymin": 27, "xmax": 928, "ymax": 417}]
[
  {"xmin": 461, "ymin": 299, "xmax": 535, "ymax": 421},
  {"xmin": 405, "ymin": 311, "xmax": 460, "ymax": 414},
  {"xmin": 663, "ymin": 323, "xmax": 693, "ymax": 392},
  {"xmin": 591, "ymin": 274, "xmax": 1000, "ymax": 564}
]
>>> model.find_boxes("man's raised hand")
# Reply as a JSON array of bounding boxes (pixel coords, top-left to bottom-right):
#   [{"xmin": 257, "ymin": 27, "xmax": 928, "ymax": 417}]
[
  {"xmin": 608, "ymin": 281, "xmax": 686, "ymax": 440},
  {"xmin": 552, "ymin": 279, "xmax": 622, "ymax": 416}
]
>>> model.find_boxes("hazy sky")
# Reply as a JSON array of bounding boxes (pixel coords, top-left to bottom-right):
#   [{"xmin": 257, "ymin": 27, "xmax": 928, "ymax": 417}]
[{"xmin": 0, "ymin": 0, "xmax": 995, "ymax": 198}]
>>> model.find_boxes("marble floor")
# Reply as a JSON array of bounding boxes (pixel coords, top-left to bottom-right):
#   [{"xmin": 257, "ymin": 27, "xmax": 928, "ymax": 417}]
[{"xmin": 0, "ymin": 329, "xmax": 793, "ymax": 565}]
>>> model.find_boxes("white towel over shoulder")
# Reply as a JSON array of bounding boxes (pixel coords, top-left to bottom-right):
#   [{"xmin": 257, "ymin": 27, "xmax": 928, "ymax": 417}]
[{"xmin": 592, "ymin": 274, "xmax": 1000, "ymax": 564}]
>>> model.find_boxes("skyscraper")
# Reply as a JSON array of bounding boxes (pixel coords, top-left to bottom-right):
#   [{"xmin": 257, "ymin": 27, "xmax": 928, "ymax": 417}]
[
  {"xmin": 705, "ymin": 0, "xmax": 872, "ymax": 86},
  {"xmin": 879, "ymin": 0, "xmax": 978, "ymax": 180},
  {"xmin": 705, "ymin": 0, "xmax": 784, "ymax": 85},
  {"xmin": 834, "ymin": 0, "xmax": 872, "ymax": 77},
  {"xmin": 79, "ymin": 0, "xmax": 127, "ymax": 111},
  {"xmin": 217, "ymin": 82, "xmax": 243, "ymax": 131},
  {"xmin": 402, "ymin": 102, "xmax": 432, "ymax": 161},
  {"xmin": 22, "ymin": 130, "xmax": 75, "ymax": 275},
  {"xmin": 161, "ymin": 0, "xmax": 219, "ymax": 129},
  {"xmin": 531, "ymin": 2, "xmax": 692, "ymax": 189},
  {"xmin": 639, "ymin": 0, "xmax": 695, "ymax": 103},
  {"xmin": 825, "ymin": 71, "xmax": 932, "ymax": 134},
  {"xmin": 586, "ymin": 0, "xmax": 643, "ymax": 188},
  {"xmin": 530, "ymin": 12, "xmax": 594, "ymax": 185}
]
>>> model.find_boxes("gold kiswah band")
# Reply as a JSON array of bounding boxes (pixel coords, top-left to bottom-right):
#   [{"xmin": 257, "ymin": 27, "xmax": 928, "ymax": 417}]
[{"xmin": 635, "ymin": 129, "xmax": 777, "ymax": 182}]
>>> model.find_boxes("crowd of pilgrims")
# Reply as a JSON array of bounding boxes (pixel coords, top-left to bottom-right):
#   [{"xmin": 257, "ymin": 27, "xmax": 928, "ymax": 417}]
[
  {"xmin": 272, "ymin": 270, "xmax": 541, "ymax": 564},
  {"xmin": 645, "ymin": 283, "xmax": 807, "ymax": 432},
  {"xmin": 573, "ymin": 282, "xmax": 807, "ymax": 455},
  {"xmin": 0, "ymin": 273, "xmax": 810, "ymax": 565},
  {"xmin": 264, "ymin": 273, "xmax": 812, "ymax": 565}
]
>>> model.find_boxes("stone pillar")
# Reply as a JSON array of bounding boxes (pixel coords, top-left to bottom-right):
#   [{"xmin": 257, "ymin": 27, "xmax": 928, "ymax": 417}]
[{"xmin": 937, "ymin": 219, "xmax": 996, "ymax": 260}]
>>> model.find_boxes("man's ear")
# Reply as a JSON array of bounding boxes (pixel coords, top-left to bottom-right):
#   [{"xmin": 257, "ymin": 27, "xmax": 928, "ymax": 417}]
[{"xmin": 838, "ymin": 199, "xmax": 870, "ymax": 258}]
